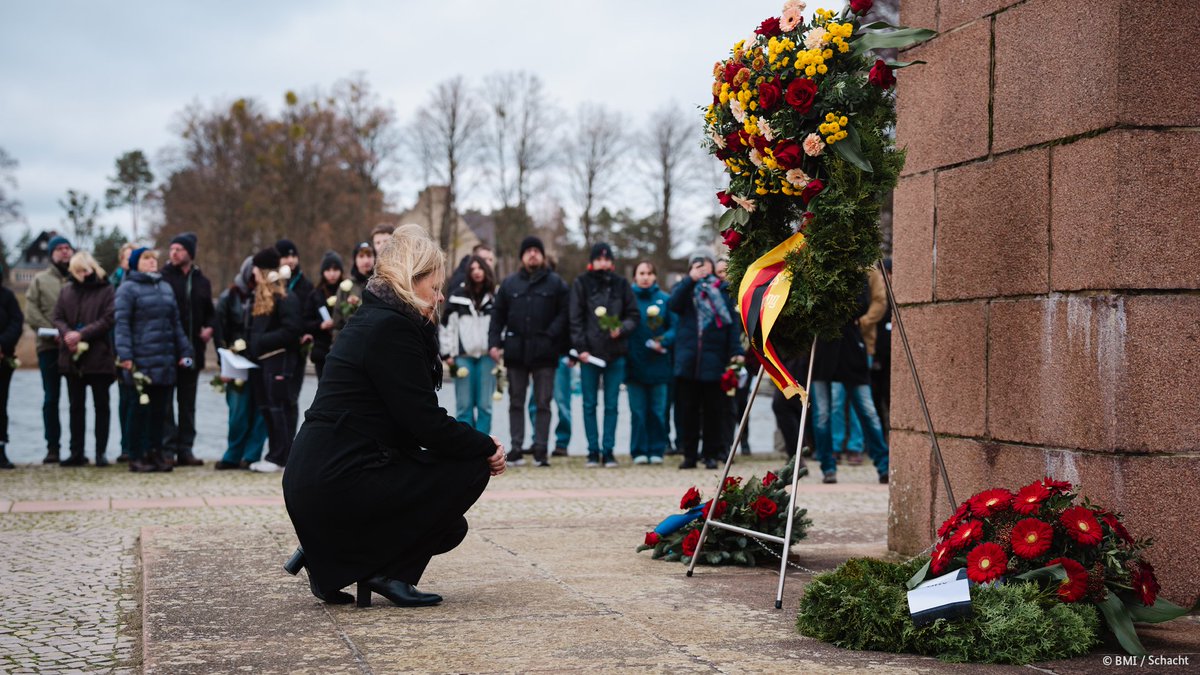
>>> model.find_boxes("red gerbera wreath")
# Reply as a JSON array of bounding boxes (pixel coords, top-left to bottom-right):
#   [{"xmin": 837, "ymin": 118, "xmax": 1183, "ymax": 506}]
[
  {"xmin": 966, "ymin": 542, "xmax": 1008, "ymax": 583},
  {"xmin": 1060, "ymin": 506, "xmax": 1103, "ymax": 546},
  {"xmin": 1049, "ymin": 557, "xmax": 1089, "ymax": 602},
  {"xmin": 969, "ymin": 488, "xmax": 1013, "ymax": 518},
  {"xmin": 1011, "ymin": 518, "xmax": 1054, "ymax": 559},
  {"xmin": 1012, "ymin": 481, "xmax": 1051, "ymax": 515},
  {"xmin": 1131, "ymin": 561, "xmax": 1160, "ymax": 606}
]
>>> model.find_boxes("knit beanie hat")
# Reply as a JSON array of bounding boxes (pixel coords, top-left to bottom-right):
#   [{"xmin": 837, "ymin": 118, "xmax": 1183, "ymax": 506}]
[
  {"xmin": 275, "ymin": 238, "xmax": 299, "ymax": 257},
  {"xmin": 47, "ymin": 235, "xmax": 74, "ymax": 253},
  {"xmin": 129, "ymin": 247, "xmax": 149, "ymax": 270},
  {"xmin": 320, "ymin": 250, "xmax": 344, "ymax": 272},
  {"xmin": 252, "ymin": 247, "xmax": 281, "ymax": 271},
  {"xmin": 170, "ymin": 233, "xmax": 198, "ymax": 259},
  {"xmin": 589, "ymin": 242, "xmax": 614, "ymax": 261},
  {"xmin": 519, "ymin": 236, "xmax": 545, "ymax": 257}
]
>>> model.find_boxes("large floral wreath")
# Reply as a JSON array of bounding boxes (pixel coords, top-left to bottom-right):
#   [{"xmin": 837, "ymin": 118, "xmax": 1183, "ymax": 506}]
[{"xmin": 706, "ymin": 0, "xmax": 933, "ymax": 352}]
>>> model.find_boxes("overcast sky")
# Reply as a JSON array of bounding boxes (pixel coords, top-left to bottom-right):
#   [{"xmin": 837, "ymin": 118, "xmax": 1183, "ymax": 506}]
[{"xmin": 0, "ymin": 0, "xmax": 840, "ymax": 249}]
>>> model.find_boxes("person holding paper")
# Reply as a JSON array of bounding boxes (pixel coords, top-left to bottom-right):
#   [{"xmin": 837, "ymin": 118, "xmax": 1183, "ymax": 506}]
[
  {"xmin": 283, "ymin": 224, "xmax": 505, "ymax": 607},
  {"xmin": 304, "ymin": 251, "xmax": 346, "ymax": 381},
  {"xmin": 439, "ymin": 255, "xmax": 496, "ymax": 433},
  {"xmin": 213, "ymin": 257, "xmax": 268, "ymax": 470},
  {"xmin": 24, "ymin": 234, "xmax": 73, "ymax": 464},
  {"xmin": 569, "ymin": 243, "xmax": 639, "ymax": 468},
  {"xmin": 114, "ymin": 248, "xmax": 194, "ymax": 473}
]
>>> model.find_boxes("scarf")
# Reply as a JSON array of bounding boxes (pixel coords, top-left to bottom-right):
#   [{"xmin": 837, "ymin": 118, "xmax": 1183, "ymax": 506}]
[
  {"xmin": 365, "ymin": 277, "xmax": 443, "ymax": 390},
  {"xmin": 693, "ymin": 274, "xmax": 733, "ymax": 331}
]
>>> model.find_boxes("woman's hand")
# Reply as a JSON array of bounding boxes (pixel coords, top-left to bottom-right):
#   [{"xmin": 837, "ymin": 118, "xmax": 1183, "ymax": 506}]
[
  {"xmin": 320, "ymin": 319, "xmax": 334, "ymax": 331},
  {"xmin": 120, "ymin": 360, "xmax": 133, "ymax": 371},
  {"xmin": 64, "ymin": 330, "xmax": 82, "ymax": 350},
  {"xmin": 487, "ymin": 436, "xmax": 506, "ymax": 476}
]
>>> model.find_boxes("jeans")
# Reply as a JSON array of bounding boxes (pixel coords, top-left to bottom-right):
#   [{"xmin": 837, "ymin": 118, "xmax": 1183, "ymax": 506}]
[
  {"xmin": 37, "ymin": 349, "xmax": 62, "ymax": 450},
  {"xmin": 627, "ymin": 381, "xmax": 668, "ymax": 458},
  {"xmin": 221, "ymin": 384, "xmax": 268, "ymax": 465},
  {"xmin": 580, "ymin": 357, "xmax": 625, "ymax": 460},
  {"xmin": 66, "ymin": 374, "xmax": 113, "ymax": 460},
  {"xmin": 453, "ymin": 355, "xmax": 495, "ymax": 433},
  {"xmin": 508, "ymin": 365, "xmax": 555, "ymax": 460},
  {"xmin": 830, "ymin": 382, "xmax": 864, "ymax": 454},
  {"xmin": 130, "ymin": 385, "xmax": 170, "ymax": 461},
  {"xmin": 163, "ymin": 366, "xmax": 199, "ymax": 454},
  {"xmin": 811, "ymin": 381, "xmax": 889, "ymax": 478}
]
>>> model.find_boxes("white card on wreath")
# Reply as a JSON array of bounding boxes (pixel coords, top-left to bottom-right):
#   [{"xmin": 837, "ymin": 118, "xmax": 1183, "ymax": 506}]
[{"xmin": 907, "ymin": 567, "xmax": 971, "ymax": 625}]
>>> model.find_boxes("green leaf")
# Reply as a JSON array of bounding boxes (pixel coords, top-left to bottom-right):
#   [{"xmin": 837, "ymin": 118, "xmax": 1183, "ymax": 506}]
[
  {"xmin": 832, "ymin": 123, "xmax": 872, "ymax": 173},
  {"xmin": 733, "ymin": 208, "xmax": 751, "ymax": 226},
  {"xmin": 852, "ymin": 27, "xmax": 938, "ymax": 55},
  {"xmin": 736, "ymin": 536, "xmax": 748, "ymax": 548},
  {"xmin": 731, "ymin": 551, "xmax": 748, "ymax": 565},
  {"xmin": 906, "ymin": 559, "xmax": 931, "ymax": 590},
  {"xmin": 718, "ymin": 208, "xmax": 737, "ymax": 230},
  {"xmin": 1098, "ymin": 593, "xmax": 1147, "ymax": 656},
  {"xmin": 885, "ymin": 60, "xmax": 927, "ymax": 69},
  {"xmin": 1124, "ymin": 595, "xmax": 1192, "ymax": 624},
  {"xmin": 1015, "ymin": 564, "xmax": 1068, "ymax": 584},
  {"xmin": 707, "ymin": 552, "xmax": 723, "ymax": 564}
]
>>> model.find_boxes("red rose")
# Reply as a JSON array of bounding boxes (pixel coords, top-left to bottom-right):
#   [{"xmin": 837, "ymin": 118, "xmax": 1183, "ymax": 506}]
[
  {"xmin": 758, "ymin": 80, "xmax": 781, "ymax": 112},
  {"xmin": 701, "ymin": 499, "xmax": 728, "ymax": 520},
  {"xmin": 680, "ymin": 486, "xmax": 701, "ymax": 510},
  {"xmin": 644, "ymin": 531, "xmax": 660, "ymax": 546},
  {"xmin": 1049, "ymin": 557, "xmax": 1088, "ymax": 602},
  {"xmin": 772, "ymin": 140, "xmax": 802, "ymax": 170},
  {"xmin": 1060, "ymin": 506, "xmax": 1103, "ymax": 546},
  {"xmin": 1132, "ymin": 560, "xmax": 1159, "ymax": 606},
  {"xmin": 720, "ymin": 369, "xmax": 739, "ymax": 393},
  {"xmin": 968, "ymin": 488, "xmax": 1013, "ymax": 518},
  {"xmin": 716, "ymin": 191, "xmax": 735, "ymax": 208},
  {"xmin": 681, "ymin": 529, "xmax": 702, "ymax": 557},
  {"xmin": 1011, "ymin": 518, "xmax": 1054, "ymax": 559},
  {"xmin": 800, "ymin": 179, "xmax": 825, "ymax": 204},
  {"xmin": 763, "ymin": 471, "xmax": 778, "ymax": 487},
  {"xmin": 723, "ymin": 60, "xmax": 741, "ymax": 84},
  {"xmin": 749, "ymin": 133, "xmax": 769, "ymax": 153},
  {"xmin": 724, "ymin": 132, "xmax": 745, "ymax": 151},
  {"xmin": 751, "ymin": 496, "xmax": 778, "ymax": 519},
  {"xmin": 965, "ymin": 542, "xmax": 1008, "ymax": 584},
  {"xmin": 849, "ymin": 0, "xmax": 873, "ymax": 15},
  {"xmin": 755, "ymin": 17, "xmax": 782, "ymax": 37},
  {"xmin": 721, "ymin": 227, "xmax": 743, "ymax": 250},
  {"xmin": 868, "ymin": 59, "xmax": 896, "ymax": 88},
  {"xmin": 784, "ymin": 78, "xmax": 818, "ymax": 114},
  {"xmin": 722, "ymin": 476, "xmax": 741, "ymax": 491}
]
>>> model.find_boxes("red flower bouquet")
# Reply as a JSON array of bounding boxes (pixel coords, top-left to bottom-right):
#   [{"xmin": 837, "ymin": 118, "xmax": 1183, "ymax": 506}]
[
  {"xmin": 910, "ymin": 478, "xmax": 1191, "ymax": 655},
  {"xmin": 637, "ymin": 460, "xmax": 811, "ymax": 566}
]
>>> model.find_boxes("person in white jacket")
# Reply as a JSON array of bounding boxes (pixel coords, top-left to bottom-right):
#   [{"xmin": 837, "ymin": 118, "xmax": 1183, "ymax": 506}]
[{"xmin": 440, "ymin": 256, "xmax": 497, "ymax": 432}]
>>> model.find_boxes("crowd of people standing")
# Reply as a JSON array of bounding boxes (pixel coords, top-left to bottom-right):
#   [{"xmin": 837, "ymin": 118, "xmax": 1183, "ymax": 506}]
[{"xmin": 0, "ymin": 224, "xmax": 891, "ymax": 484}]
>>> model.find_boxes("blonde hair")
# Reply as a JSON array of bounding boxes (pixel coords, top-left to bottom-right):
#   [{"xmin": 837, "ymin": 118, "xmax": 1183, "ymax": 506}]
[
  {"xmin": 252, "ymin": 268, "xmax": 286, "ymax": 317},
  {"xmin": 372, "ymin": 223, "xmax": 445, "ymax": 316},
  {"xmin": 68, "ymin": 251, "xmax": 106, "ymax": 279}
]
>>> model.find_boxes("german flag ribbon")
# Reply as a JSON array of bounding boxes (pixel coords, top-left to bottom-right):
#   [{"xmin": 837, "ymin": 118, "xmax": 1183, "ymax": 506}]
[{"xmin": 737, "ymin": 230, "xmax": 809, "ymax": 404}]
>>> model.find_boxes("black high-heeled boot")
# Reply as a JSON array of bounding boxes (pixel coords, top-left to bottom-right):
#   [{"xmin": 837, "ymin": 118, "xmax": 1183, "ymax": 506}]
[
  {"xmin": 284, "ymin": 547, "xmax": 353, "ymax": 605},
  {"xmin": 0, "ymin": 445, "xmax": 13, "ymax": 470},
  {"xmin": 356, "ymin": 576, "xmax": 442, "ymax": 608}
]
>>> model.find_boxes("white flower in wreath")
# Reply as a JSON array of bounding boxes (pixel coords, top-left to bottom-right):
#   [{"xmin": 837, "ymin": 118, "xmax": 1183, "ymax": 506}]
[
  {"xmin": 786, "ymin": 168, "xmax": 811, "ymax": 188},
  {"xmin": 594, "ymin": 306, "xmax": 608, "ymax": 317},
  {"xmin": 646, "ymin": 305, "xmax": 661, "ymax": 318},
  {"xmin": 339, "ymin": 279, "xmax": 354, "ymax": 293},
  {"xmin": 711, "ymin": 130, "xmax": 726, "ymax": 149},
  {"xmin": 749, "ymin": 148, "xmax": 764, "ymax": 168},
  {"xmin": 730, "ymin": 98, "xmax": 746, "ymax": 124},
  {"xmin": 759, "ymin": 118, "xmax": 776, "ymax": 142},
  {"xmin": 731, "ymin": 194, "xmax": 757, "ymax": 213},
  {"xmin": 804, "ymin": 27, "xmax": 828, "ymax": 50}
]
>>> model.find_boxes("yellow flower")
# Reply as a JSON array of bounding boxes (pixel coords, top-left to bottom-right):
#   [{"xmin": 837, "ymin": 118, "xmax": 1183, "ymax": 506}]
[
  {"xmin": 817, "ymin": 64, "xmax": 828, "ymax": 74},
  {"xmin": 822, "ymin": 49, "xmax": 833, "ymax": 59},
  {"xmin": 839, "ymin": 116, "xmax": 849, "ymax": 126},
  {"xmin": 825, "ymin": 112, "xmax": 836, "ymax": 122},
  {"xmin": 805, "ymin": 65, "xmax": 816, "ymax": 76}
]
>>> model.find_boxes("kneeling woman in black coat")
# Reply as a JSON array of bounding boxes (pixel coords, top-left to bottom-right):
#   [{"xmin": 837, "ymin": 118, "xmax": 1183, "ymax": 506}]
[{"xmin": 283, "ymin": 224, "xmax": 506, "ymax": 607}]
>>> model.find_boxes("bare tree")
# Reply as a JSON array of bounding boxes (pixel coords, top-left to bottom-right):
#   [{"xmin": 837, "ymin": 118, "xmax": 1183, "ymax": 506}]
[
  {"xmin": 333, "ymin": 74, "xmax": 400, "ymax": 230},
  {"xmin": 563, "ymin": 103, "xmax": 626, "ymax": 247},
  {"xmin": 641, "ymin": 103, "xmax": 701, "ymax": 268},
  {"xmin": 59, "ymin": 189, "xmax": 100, "ymax": 249},
  {"xmin": 408, "ymin": 76, "xmax": 485, "ymax": 253}
]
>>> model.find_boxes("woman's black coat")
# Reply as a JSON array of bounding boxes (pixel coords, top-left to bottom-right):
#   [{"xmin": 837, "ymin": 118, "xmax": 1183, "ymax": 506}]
[{"xmin": 282, "ymin": 289, "xmax": 493, "ymax": 591}]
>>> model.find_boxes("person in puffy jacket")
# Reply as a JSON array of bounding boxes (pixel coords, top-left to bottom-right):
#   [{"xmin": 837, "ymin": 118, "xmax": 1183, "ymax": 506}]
[
  {"xmin": 440, "ymin": 256, "xmax": 496, "ymax": 433},
  {"xmin": 568, "ymin": 243, "xmax": 638, "ymax": 467},
  {"xmin": 114, "ymin": 249, "xmax": 193, "ymax": 473},
  {"xmin": 0, "ymin": 264, "xmax": 23, "ymax": 469},
  {"xmin": 668, "ymin": 253, "xmax": 744, "ymax": 470},
  {"xmin": 212, "ymin": 257, "xmax": 268, "ymax": 470},
  {"xmin": 245, "ymin": 247, "xmax": 303, "ymax": 473},
  {"xmin": 52, "ymin": 252, "xmax": 116, "ymax": 467},
  {"xmin": 625, "ymin": 261, "xmax": 676, "ymax": 465}
]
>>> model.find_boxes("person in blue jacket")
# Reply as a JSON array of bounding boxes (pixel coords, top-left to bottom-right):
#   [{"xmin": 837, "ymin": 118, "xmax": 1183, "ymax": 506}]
[
  {"xmin": 626, "ymin": 261, "xmax": 676, "ymax": 465},
  {"xmin": 668, "ymin": 253, "xmax": 743, "ymax": 470}
]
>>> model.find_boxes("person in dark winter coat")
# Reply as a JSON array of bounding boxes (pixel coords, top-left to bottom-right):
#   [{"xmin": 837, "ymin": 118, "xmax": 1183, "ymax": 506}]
[
  {"xmin": 109, "ymin": 243, "xmax": 135, "ymax": 463},
  {"xmin": 810, "ymin": 276, "xmax": 890, "ymax": 485},
  {"xmin": 52, "ymin": 252, "xmax": 116, "ymax": 466},
  {"xmin": 304, "ymin": 250, "xmax": 347, "ymax": 380},
  {"xmin": 283, "ymin": 224, "xmax": 505, "ymax": 608},
  {"xmin": 668, "ymin": 254, "xmax": 744, "ymax": 469},
  {"xmin": 0, "ymin": 265, "xmax": 23, "ymax": 469},
  {"xmin": 159, "ymin": 232, "xmax": 213, "ymax": 466},
  {"xmin": 115, "ymin": 249, "xmax": 193, "ymax": 473},
  {"xmin": 626, "ymin": 261, "xmax": 676, "ymax": 465},
  {"xmin": 569, "ymin": 242, "xmax": 639, "ymax": 467},
  {"xmin": 488, "ymin": 236, "xmax": 569, "ymax": 466},
  {"xmin": 213, "ymin": 257, "xmax": 268, "ymax": 469},
  {"xmin": 25, "ymin": 234, "xmax": 74, "ymax": 463},
  {"xmin": 440, "ymin": 256, "xmax": 497, "ymax": 432},
  {"xmin": 277, "ymin": 238, "xmax": 313, "ymax": 438},
  {"xmin": 244, "ymin": 248, "xmax": 303, "ymax": 473}
]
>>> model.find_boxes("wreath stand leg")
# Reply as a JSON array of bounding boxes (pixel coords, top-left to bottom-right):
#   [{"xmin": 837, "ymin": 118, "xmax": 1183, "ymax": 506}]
[
  {"xmin": 686, "ymin": 340, "xmax": 819, "ymax": 611},
  {"xmin": 876, "ymin": 259, "xmax": 956, "ymax": 511}
]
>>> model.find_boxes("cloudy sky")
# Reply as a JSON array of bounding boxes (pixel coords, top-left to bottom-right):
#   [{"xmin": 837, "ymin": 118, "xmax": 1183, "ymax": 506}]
[{"xmin": 1, "ymin": 0, "xmax": 840, "ymax": 249}]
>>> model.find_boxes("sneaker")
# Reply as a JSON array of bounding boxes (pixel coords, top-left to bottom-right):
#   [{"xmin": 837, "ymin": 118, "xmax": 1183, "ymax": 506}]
[
  {"xmin": 551, "ymin": 447, "xmax": 569, "ymax": 457},
  {"xmin": 585, "ymin": 460, "xmax": 600, "ymax": 468},
  {"xmin": 536, "ymin": 460, "xmax": 551, "ymax": 467},
  {"xmin": 249, "ymin": 460, "xmax": 283, "ymax": 473},
  {"xmin": 847, "ymin": 453, "xmax": 864, "ymax": 466},
  {"xmin": 632, "ymin": 456, "xmax": 649, "ymax": 465},
  {"xmin": 505, "ymin": 450, "xmax": 525, "ymax": 467},
  {"xmin": 603, "ymin": 458, "xmax": 618, "ymax": 468},
  {"xmin": 648, "ymin": 456, "xmax": 664, "ymax": 465},
  {"xmin": 214, "ymin": 461, "xmax": 241, "ymax": 470},
  {"xmin": 42, "ymin": 449, "xmax": 60, "ymax": 464},
  {"xmin": 822, "ymin": 470, "xmax": 837, "ymax": 484}
]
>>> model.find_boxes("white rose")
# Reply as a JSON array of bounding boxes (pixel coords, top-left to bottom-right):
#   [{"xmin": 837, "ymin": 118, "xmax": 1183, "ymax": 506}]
[
  {"xmin": 326, "ymin": 295, "xmax": 336, "ymax": 307},
  {"xmin": 232, "ymin": 338, "xmax": 247, "ymax": 353},
  {"xmin": 646, "ymin": 305, "xmax": 661, "ymax": 318},
  {"xmin": 278, "ymin": 264, "xmax": 292, "ymax": 280},
  {"xmin": 233, "ymin": 378, "xmax": 245, "ymax": 387},
  {"xmin": 267, "ymin": 270, "xmax": 280, "ymax": 284},
  {"xmin": 594, "ymin": 306, "xmax": 608, "ymax": 317},
  {"xmin": 339, "ymin": 279, "xmax": 354, "ymax": 293},
  {"xmin": 76, "ymin": 341, "xmax": 89, "ymax": 354},
  {"xmin": 456, "ymin": 367, "xmax": 469, "ymax": 378},
  {"xmin": 139, "ymin": 393, "xmax": 150, "ymax": 405},
  {"xmin": 492, "ymin": 391, "xmax": 503, "ymax": 401}
]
